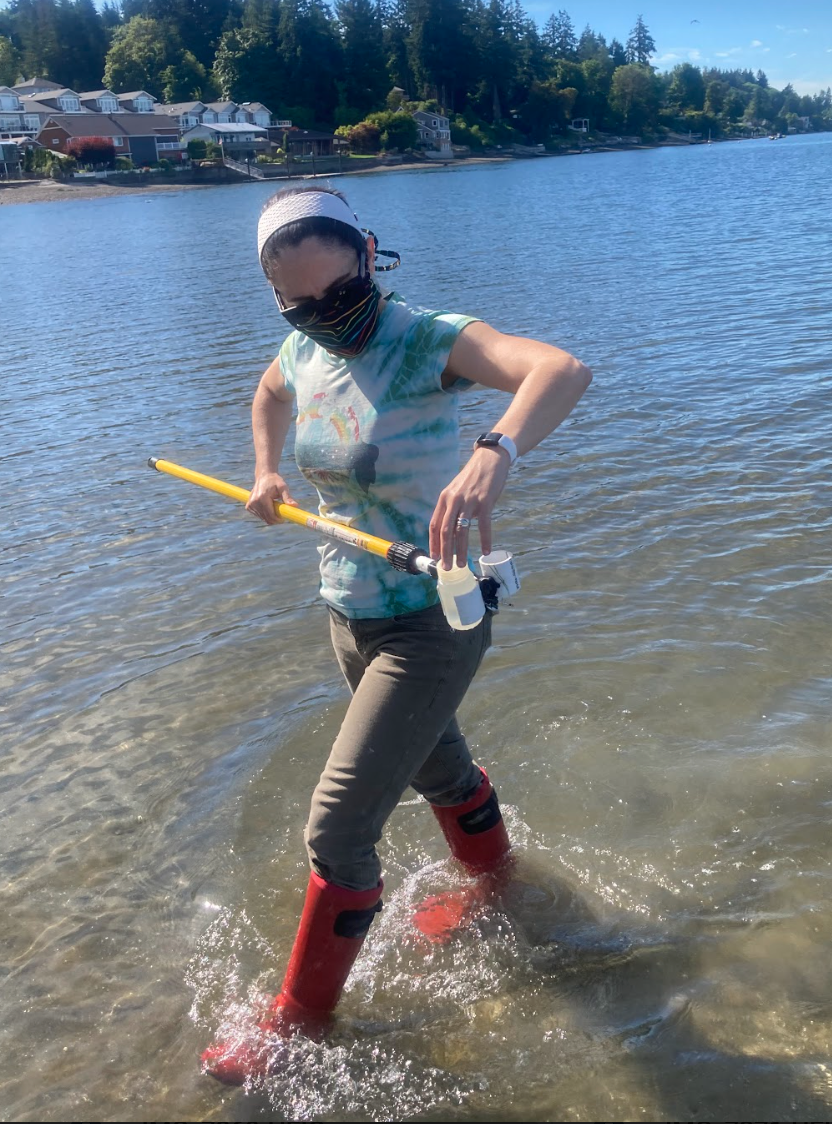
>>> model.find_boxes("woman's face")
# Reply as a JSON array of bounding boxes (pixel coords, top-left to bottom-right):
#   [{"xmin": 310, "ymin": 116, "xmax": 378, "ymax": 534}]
[{"xmin": 271, "ymin": 235, "xmax": 375, "ymax": 310}]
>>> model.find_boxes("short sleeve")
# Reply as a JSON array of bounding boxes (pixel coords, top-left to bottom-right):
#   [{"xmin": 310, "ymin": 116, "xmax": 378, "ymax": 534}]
[
  {"xmin": 431, "ymin": 312, "xmax": 480, "ymax": 394},
  {"xmin": 278, "ymin": 331, "xmax": 299, "ymax": 397},
  {"xmin": 401, "ymin": 308, "xmax": 480, "ymax": 397}
]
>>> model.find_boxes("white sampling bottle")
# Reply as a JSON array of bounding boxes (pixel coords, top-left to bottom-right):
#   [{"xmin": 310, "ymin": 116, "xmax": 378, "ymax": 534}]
[{"xmin": 436, "ymin": 562, "xmax": 485, "ymax": 630}]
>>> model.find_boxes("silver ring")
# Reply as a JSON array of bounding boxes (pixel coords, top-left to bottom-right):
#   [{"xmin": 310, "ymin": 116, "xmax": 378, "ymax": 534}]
[{"xmin": 456, "ymin": 517, "xmax": 471, "ymax": 529}]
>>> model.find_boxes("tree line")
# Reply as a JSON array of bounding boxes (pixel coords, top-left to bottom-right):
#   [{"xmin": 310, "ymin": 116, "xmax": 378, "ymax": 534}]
[{"xmin": 1, "ymin": 1, "xmax": 830, "ymax": 144}]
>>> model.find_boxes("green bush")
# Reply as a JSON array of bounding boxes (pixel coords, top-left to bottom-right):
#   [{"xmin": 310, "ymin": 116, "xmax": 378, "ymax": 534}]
[
  {"xmin": 115, "ymin": 156, "xmax": 134, "ymax": 171},
  {"xmin": 186, "ymin": 138, "xmax": 207, "ymax": 160},
  {"xmin": 158, "ymin": 157, "xmax": 175, "ymax": 175}
]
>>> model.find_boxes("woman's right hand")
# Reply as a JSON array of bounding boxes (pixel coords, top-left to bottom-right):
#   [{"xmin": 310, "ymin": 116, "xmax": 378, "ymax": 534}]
[{"xmin": 245, "ymin": 472, "xmax": 298, "ymax": 525}]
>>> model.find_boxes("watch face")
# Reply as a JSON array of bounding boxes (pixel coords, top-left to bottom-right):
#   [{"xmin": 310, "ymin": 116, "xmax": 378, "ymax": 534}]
[{"xmin": 477, "ymin": 432, "xmax": 499, "ymax": 445}]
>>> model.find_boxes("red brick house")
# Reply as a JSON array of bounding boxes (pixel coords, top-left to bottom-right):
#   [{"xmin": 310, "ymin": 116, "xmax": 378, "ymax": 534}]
[{"xmin": 37, "ymin": 113, "xmax": 182, "ymax": 164}]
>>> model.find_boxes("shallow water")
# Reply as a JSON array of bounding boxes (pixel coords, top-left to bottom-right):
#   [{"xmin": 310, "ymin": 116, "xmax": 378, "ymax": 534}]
[{"xmin": 2, "ymin": 134, "xmax": 832, "ymax": 1122}]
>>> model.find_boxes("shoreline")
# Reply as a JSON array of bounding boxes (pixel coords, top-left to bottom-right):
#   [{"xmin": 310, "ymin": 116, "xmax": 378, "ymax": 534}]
[{"xmin": 0, "ymin": 137, "xmax": 770, "ymax": 206}]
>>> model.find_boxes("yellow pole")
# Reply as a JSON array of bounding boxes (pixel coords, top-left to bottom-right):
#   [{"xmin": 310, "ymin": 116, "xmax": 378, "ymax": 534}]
[{"xmin": 148, "ymin": 457, "xmax": 392, "ymax": 559}]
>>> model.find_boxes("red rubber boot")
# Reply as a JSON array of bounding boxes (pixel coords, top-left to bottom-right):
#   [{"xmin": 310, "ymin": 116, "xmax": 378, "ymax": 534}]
[
  {"xmin": 202, "ymin": 873, "xmax": 383, "ymax": 1085},
  {"xmin": 414, "ymin": 767, "xmax": 512, "ymax": 944}
]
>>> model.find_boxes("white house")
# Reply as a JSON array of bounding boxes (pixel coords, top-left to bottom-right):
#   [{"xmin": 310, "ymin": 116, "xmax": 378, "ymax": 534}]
[
  {"xmin": 412, "ymin": 109, "xmax": 452, "ymax": 154},
  {"xmin": 0, "ymin": 86, "xmax": 91, "ymax": 137},
  {"xmin": 182, "ymin": 121, "xmax": 269, "ymax": 159},
  {"xmin": 116, "ymin": 91, "xmax": 157, "ymax": 113},
  {"xmin": 78, "ymin": 89, "xmax": 122, "ymax": 115}
]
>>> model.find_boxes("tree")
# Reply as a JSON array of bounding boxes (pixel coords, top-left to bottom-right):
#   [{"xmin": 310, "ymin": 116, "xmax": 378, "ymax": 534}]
[
  {"xmin": 337, "ymin": 0, "xmax": 388, "ymax": 117},
  {"xmin": 103, "ymin": 16, "xmax": 180, "ymax": 98},
  {"xmin": 755, "ymin": 68, "xmax": 768, "ymax": 89},
  {"xmin": 67, "ymin": 135, "xmax": 116, "ymax": 167},
  {"xmin": 542, "ymin": 9, "xmax": 576, "ymax": 60},
  {"xmin": 608, "ymin": 37, "xmax": 626, "ymax": 68},
  {"xmin": 516, "ymin": 78, "xmax": 575, "ymax": 140},
  {"xmin": 161, "ymin": 49, "xmax": 211, "ymax": 101},
  {"xmin": 609, "ymin": 63, "xmax": 658, "ymax": 130},
  {"xmin": 667, "ymin": 62, "xmax": 705, "ymax": 111},
  {"xmin": 625, "ymin": 14, "xmax": 655, "ymax": 66},
  {"xmin": 704, "ymin": 79, "xmax": 727, "ymax": 116},
  {"xmin": 365, "ymin": 107, "xmax": 417, "ymax": 149},
  {"xmin": 407, "ymin": 0, "xmax": 475, "ymax": 113},
  {"xmin": 212, "ymin": 26, "xmax": 280, "ymax": 107},
  {"xmin": 0, "ymin": 35, "xmax": 21, "ymax": 86}
]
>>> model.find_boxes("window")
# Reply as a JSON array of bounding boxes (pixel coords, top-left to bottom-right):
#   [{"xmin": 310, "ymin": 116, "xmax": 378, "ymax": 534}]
[
  {"xmin": 112, "ymin": 136, "xmax": 122, "ymax": 146},
  {"xmin": 99, "ymin": 98, "xmax": 118, "ymax": 113},
  {"xmin": 59, "ymin": 96, "xmax": 80, "ymax": 111},
  {"xmin": 0, "ymin": 115, "xmax": 20, "ymax": 129},
  {"xmin": 135, "ymin": 98, "xmax": 153, "ymax": 112},
  {"xmin": 24, "ymin": 116, "xmax": 40, "ymax": 130}
]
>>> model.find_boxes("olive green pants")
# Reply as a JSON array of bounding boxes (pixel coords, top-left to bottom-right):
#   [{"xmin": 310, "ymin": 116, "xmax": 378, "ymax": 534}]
[{"xmin": 304, "ymin": 603, "xmax": 492, "ymax": 891}]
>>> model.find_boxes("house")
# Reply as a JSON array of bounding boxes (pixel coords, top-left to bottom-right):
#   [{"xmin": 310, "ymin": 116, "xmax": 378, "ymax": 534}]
[
  {"xmin": 11, "ymin": 77, "xmax": 63, "ymax": 97},
  {"xmin": 569, "ymin": 118, "xmax": 590, "ymax": 133},
  {"xmin": 78, "ymin": 89, "xmax": 122, "ymax": 115},
  {"xmin": 239, "ymin": 102, "xmax": 272, "ymax": 128},
  {"xmin": 181, "ymin": 121, "xmax": 268, "ymax": 159},
  {"xmin": 37, "ymin": 113, "xmax": 182, "ymax": 164},
  {"xmin": 116, "ymin": 91, "xmax": 157, "ymax": 113},
  {"xmin": 412, "ymin": 109, "xmax": 452, "ymax": 154},
  {"xmin": 273, "ymin": 127, "xmax": 338, "ymax": 156},
  {"xmin": 202, "ymin": 101, "xmax": 239, "ymax": 124},
  {"xmin": 22, "ymin": 87, "xmax": 86, "ymax": 114},
  {"xmin": 0, "ymin": 86, "xmax": 84, "ymax": 137},
  {"xmin": 157, "ymin": 101, "xmax": 208, "ymax": 130},
  {"xmin": 158, "ymin": 99, "xmax": 273, "ymax": 131}
]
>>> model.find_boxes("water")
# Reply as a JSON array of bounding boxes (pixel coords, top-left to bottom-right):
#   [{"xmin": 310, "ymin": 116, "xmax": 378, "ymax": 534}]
[{"xmin": 2, "ymin": 134, "xmax": 832, "ymax": 1121}]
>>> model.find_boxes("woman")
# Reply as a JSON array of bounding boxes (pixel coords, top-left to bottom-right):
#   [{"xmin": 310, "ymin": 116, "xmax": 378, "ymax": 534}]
[{"xmin": 203, "ymin": 186, "xmax": 592, "ymax": 1083}]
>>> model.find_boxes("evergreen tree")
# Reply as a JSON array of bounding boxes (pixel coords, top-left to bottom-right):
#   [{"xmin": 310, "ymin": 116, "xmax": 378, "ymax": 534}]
[
  {"xmin": 408, "ymin": 0, "xmax": 474, "ymax": 112},
  {"xmin": 608, "ymin": 37, "xmax": 626, "ymax": 68},
  {"xmin": 10, "ymin": 0, "xmax": 63, "ymax": 82},
  {"xmin": 379, "ymin": 0, "xmax": 413, "ymax": 99},
  {"xmin": 276, "ymin": 0, "xmax": 341, "ymax": 122},
  {"xmin": 542, "ymin": 9, "xmax": 576, "ymax": 60},
  {"xmin": 755, "ymin": 68, "xmax": 768, "ymax": 89},
  {"xmin": 336, "ymin": 0, "xmax": 388, "ymax": 117},
  {"xmin": 0, "ymin": 35, "xmax": 22, "ymax": 85},
  {"xmin": 625, "ymin": 15, "xmax": 655, "ymax": 66}
]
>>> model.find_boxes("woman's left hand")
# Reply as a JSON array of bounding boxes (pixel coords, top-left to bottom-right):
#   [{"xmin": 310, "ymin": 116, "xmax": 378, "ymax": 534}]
[{"xmin": 429, "ymin": 447, "xmax": 510, "ymax": 569}]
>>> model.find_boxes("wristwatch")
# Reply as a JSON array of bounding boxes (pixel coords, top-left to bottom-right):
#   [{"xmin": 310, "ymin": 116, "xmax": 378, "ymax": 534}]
[{"xmin": 474, "ymin": 431, "xmax": 518, "ymax": 465}]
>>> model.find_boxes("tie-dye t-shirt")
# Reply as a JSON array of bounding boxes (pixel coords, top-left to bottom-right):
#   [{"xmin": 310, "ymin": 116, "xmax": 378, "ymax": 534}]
[{"xmin": 278, "ymin": 292, "xmax": 479, "ymax": 619}]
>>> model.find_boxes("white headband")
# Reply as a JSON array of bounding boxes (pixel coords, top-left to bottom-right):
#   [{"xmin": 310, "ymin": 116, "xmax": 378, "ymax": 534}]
[{"xmin": 257, "ymin": 191, "xmax": 362, "ymax": 263}]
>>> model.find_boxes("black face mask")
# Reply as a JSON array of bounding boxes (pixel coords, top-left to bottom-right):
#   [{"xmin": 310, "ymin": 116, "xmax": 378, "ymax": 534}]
[{"xmin": 274, "ymin": 257, "xmax": 382, "ymax": 358}]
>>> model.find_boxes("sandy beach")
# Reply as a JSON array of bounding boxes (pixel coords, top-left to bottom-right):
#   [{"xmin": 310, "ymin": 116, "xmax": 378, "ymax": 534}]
[{"xmin": 0, "ymin": 156, "xmax": 516, "ymax": 206}]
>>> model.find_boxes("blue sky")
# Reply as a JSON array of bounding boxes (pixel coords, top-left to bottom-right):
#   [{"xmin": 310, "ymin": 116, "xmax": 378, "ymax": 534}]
[{"xmin": 526, "ymin": 1, "xmax": 832, "ymax": 95}]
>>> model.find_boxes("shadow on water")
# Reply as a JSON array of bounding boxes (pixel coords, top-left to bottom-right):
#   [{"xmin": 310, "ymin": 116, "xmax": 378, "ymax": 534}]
[{"xmin": 186, "ymin": 776, "xmax": 832, "ymax": 1123}]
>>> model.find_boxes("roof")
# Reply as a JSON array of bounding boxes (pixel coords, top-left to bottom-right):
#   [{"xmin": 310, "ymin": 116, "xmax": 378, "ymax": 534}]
[
  {"xmin": 40, "ymin": 114, "xmax": 125, "ymax": 138},
  {"xmin": 185, "ymin": 122, "xmax": 267, "ymax": 135},
  {"xmin": 77, "ymin": 89, "xmax": 118, "ymax": 101},
  {"xmin": 114, "ymin": 114, "xmax": 178, "ymax": 136},
  {"xmin": 35, "ymin": 88, "xmax": 81, "ymax": 101},
  {"xmin": 204, "ymin": 101, "xmax": 238, "ymax": 112},
  {"xmin": 157, "ymin": 101, "xmax": 206, "ymax": 115},
  {"xmin": 13, "ymin": 77, "xmax": 62, "ymax": 92},
  {"xmin": 240, "ymin": 102, "xmax": 271, "ymax": 114},
  {"xmin": 116, "ymin": 91, "xmax": 157, "ymax": 102},
  {"xmin": 284, "ymin": 128, "xmax": 336, "ymax": 141},
  {"xmin": 17, "ymin": 98, "xmax": 68, "ymax": 115},
  {"xmin": 39, "ymin": 113, "xmax": 178, "ymax": 138}
]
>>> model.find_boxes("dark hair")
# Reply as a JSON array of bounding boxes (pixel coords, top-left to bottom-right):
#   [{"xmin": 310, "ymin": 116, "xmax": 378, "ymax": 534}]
[{"xmin": 260, "ymin": 186, "xmax": 365, "ymax": 280}]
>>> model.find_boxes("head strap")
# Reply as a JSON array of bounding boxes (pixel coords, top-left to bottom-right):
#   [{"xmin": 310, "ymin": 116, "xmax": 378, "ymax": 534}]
[{"xmin": 257, "ymin": 191, "xmax": 362, "ymax": 263}]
